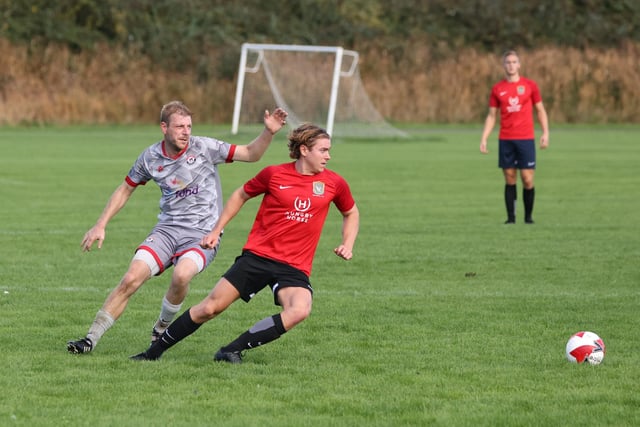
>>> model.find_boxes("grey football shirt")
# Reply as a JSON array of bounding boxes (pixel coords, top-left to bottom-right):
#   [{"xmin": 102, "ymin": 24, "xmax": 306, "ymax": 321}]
[{"xmin": 126, "ymin": 136, "xmax": 235, "ymax": 232}]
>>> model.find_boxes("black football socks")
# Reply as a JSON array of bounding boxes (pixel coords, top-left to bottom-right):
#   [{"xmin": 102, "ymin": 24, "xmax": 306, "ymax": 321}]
[
  {"xmin": 220, "ymin": 314, "xmax": 287, "ymax": 353},
  {"xmin": 504, "ymin": 184, "xmax": 517, "ymax": 223},
  {"xmin": 145, "ymin": 312, "xmax": 288, "ymax": 359},
  {"xmin": 523, "ymin": 187, "xmax": 535, "ymax": 223},
  {"xmin": 145, "ymin": 308, "xmax": 202, "ymax": 359}
]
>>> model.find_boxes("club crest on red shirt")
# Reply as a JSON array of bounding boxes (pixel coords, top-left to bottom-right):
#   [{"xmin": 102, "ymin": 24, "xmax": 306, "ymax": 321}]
[{"xmin": 313, "ymin": 181, "xmax": 325, "ymax": 195}]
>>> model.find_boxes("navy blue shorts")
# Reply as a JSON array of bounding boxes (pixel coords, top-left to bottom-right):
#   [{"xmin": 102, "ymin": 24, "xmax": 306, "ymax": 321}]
[
  {"xmin": 223, "ymin": 250, "xmax": 313, "ymax": 306},
  {"xmin": 498, "ymin": 139, "xmax": 536, "ymax": 169}
]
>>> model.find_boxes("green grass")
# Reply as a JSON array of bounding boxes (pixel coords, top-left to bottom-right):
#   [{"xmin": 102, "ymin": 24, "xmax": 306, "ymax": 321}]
[{"xmin": 0, "ymin": 124, "xmax": 639, "ymax": 426}]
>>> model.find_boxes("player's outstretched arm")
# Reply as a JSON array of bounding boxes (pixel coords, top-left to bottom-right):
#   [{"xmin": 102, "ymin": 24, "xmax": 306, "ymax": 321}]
[
  {"xmin": 81, "ymin": 182, "xmax": 136, "ymax": 252},
  {"xmin": 233, "ymin": 108, "xmax": 288, "ymax": 162}
]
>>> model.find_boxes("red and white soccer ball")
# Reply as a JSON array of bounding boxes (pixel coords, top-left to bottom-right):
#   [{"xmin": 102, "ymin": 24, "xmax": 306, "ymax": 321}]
[{"xmin": 565, "ymin": 331, "xmax": 605, "ymax": 365}]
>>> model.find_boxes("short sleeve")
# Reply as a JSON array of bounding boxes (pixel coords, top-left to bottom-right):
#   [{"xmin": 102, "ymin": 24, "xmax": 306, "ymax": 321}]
[{"xmin": 243, "ymin": 165, "xmax": 275, "ymax": 197}]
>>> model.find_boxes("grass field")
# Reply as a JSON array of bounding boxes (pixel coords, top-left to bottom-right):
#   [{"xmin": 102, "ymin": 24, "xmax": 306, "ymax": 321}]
[{"xmin": 0, "ymin": 124, "xmax": 639, "ymax": 426}]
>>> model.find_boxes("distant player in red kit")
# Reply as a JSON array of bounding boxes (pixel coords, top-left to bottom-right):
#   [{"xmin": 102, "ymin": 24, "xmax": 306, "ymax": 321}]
[
  {"xmin": 480, "ymin": 50, "xmax": 549, "ymax": 224},
  {"xmin": 131, "ymin": 123, "xmax": 360, "ymax": 363}
]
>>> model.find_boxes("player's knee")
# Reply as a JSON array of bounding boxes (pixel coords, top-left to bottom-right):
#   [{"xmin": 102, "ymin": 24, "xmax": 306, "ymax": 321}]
[
  {"xmin": 170, "ymin": 268, "xmax": 194, "ymax": 289},
  {"xmin": 285, "ymin": 306, "xmax": 312, "ymax": 328},
  {"xmin": 522, "ymin": 177, "xmax": 534, "ymax": 189},
  {"xmin": 503, "ymin": 171, "xmax": 517, "ymax": 184},
  {"xmin": 194, "ymin": 299, "xmax": 224, "ymax": 321},
  {"xmin": 117, "ymin": 273, "xmax": 146, "ymax": 295}
]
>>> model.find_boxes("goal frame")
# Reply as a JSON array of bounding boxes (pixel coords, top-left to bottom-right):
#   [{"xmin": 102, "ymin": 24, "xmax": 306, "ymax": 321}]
[{"xmin": 231, "ymin": 43, "xmax": 359, "ymax": 136}]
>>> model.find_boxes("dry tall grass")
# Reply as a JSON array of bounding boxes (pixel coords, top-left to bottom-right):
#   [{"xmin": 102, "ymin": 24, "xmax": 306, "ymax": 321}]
[
  {"xmin": 0, "ymin": 38, "xmax": 638, "ymax": 125},
  {"xmin": 0, "ymin": 39, "xmax": 234, "ymax": 125},
  {"xmin": 363, "ymin": 40, "xmax": 640, "ymax": 124}
]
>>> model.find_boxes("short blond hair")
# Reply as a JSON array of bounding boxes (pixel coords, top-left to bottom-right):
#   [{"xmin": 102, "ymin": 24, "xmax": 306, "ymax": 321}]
[
  {"xmin": 502, "ymin": 50, "xmax": 519, "ymax": 62},
  {"xmin": 160, "ymin": 101, "xmax": 192, "ymax": 124}
]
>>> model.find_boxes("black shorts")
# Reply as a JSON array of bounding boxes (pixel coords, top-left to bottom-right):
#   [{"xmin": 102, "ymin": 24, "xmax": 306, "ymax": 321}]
[
  {"xmin": 223, "ymin": 251, "xmax": 313, "ymax": 306},
  {"xmin": 498, "ymin": 139, "xmax": 536, "ymax": 169}
]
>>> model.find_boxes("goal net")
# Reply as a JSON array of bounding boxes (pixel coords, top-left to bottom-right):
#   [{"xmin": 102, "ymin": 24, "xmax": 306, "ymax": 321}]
[{"xmin": 231, "ymin": 43, "xmax": 406, "ymax": 138}]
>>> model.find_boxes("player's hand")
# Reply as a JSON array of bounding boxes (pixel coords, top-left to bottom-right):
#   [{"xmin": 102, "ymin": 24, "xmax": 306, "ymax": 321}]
[
  {"xmin": 334, "ymin": 245, "xmax": 353, "ymax": 260},
  {"xmin": 200, "ymin": 231, "xmax": 220, "ymax": 250},
  {"xmin": 264, "ymin": 107, "xmax": 288, "ymax": 135},
  {"xmin": 540, "ymin": 134, "xmax": 549, "ymax": 150},
  {"xmin": 480, "ymin": 140, "xmax": 489, "ymax": 154},
  {"xmin": 81, "ymin": 226, "xmax": 106, "ymax": 252}
]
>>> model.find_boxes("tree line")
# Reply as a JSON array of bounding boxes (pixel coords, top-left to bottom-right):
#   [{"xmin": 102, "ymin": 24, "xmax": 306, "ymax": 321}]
[
  {"xmin": 2, "ymin": 0, "xmax": 638, "ymax": 79},
  {"xmin": 1, "ymin": 0, "xmax": 639, "ymax": 124}
]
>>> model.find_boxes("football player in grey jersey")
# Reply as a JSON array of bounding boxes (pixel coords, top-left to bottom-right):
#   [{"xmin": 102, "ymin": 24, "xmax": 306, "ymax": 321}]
[{"xmin": 67, "ymin": 101, "xmax": 288, "ymax": 354}]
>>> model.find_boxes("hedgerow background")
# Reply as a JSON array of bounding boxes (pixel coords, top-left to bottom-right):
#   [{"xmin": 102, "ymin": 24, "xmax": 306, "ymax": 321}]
[{"xmin": 1, "ymin": 0, "xmax": 639, "ymax": 125}]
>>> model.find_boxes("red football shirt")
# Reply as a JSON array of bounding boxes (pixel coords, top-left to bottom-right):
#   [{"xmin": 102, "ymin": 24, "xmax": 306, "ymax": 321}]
[
  {"xmin": 242, "ymin": 162, "xmax": 355, "ymax": 276},
  {"xmin": 489, "ymin": 77, "xmax": 542, "ymax": 140}
]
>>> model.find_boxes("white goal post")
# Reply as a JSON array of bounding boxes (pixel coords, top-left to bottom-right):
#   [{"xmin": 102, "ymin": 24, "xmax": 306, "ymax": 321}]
[{"xmin": 231, "ymin": 43, "xmax": 406, "ymax": 138}]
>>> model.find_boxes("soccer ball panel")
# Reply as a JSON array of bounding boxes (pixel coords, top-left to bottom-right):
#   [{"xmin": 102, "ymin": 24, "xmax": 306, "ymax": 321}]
[{"xmin": 565, "ymin": 331, "xmax": 605, "ymax": 365}]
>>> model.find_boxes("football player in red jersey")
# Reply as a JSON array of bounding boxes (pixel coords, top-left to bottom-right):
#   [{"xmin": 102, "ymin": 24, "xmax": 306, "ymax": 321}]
[
  {"xmin": 131, "ymin": 123, "xmax": 359, "ymax": 363},
  {"xmin": 480, "ymin": 50, "xmax": 549, "ymax": 224}
]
